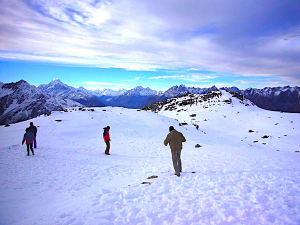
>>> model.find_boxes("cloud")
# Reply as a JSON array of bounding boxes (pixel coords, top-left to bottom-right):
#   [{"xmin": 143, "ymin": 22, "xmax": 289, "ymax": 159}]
[
  {"xmin": 85, "ymin": 81, "xmax": 127, "ymax": 86},
  {"xmin": 149, "ymin": 74, "xmax": 218, "ymax": 82},
  {"xmin": 125, "ymin": 77, "xmax": 141, "ymax": 82},
  {"xmin": 0, "ymin": 0, "xmax": 299, "ymax": 84},
  {"xmin": 83, "ymin": 81, "xmax": 128, "ymax": 90}
]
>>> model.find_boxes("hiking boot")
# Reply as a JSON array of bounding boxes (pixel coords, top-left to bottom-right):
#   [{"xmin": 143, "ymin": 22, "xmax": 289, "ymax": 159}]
[{"xmin": 105, "ymin": 152, "xmax": 110, "ymax": 155}]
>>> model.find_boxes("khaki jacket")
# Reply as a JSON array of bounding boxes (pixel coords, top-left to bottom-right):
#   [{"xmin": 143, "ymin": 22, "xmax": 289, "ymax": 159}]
[{"xmin": 164, "ymin": 130, "xmax": 186, "ymax": 151}]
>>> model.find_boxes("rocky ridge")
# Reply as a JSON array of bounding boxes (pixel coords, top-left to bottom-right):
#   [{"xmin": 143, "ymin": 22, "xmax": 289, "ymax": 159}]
[{"xmin": 141, "ymin": 89, "xmax": 253, "ymax": 113}]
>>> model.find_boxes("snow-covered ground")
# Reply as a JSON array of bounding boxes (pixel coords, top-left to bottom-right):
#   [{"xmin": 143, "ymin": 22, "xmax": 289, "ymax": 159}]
[{"xmin": 1, "ymin": 93, "xmax": 300, "ymax": 224}]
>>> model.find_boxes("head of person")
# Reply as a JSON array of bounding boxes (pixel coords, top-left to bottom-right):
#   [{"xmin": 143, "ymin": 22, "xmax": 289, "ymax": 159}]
[
  {"xmin": 30, "ymin": 122, "xmax": 33, "ymax": 126},
  {"xmin": 107, "ymin": 126, "xmax": 110, "ymax": 130},
  {"xmin": 169, "ymin": 126, "xmax": 175, "ymax": 132}
]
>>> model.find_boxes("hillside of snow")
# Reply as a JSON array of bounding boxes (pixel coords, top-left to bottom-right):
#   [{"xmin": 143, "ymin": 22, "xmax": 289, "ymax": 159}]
[
  {"xmin": 150, "ymin": 90, "xmax": 299, "ymax": 154},
  {"xmin": 0, "ymin": 94, "xmax": 300, "ymax": 224}
]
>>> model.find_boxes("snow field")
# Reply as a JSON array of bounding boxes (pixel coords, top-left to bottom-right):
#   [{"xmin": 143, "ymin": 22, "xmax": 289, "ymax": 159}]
[
  {"xmin": 0, "ymin": 104, "xmax": 300, "ymax": 224},
  {"xmin": 159, "ymin": 91, "xmax": 299, "ymax": 153}
]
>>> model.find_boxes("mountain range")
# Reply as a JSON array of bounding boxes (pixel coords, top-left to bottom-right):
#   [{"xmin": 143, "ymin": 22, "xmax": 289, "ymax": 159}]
[
  {"xmin": 0, "ymin": 79, "xmax": 299, "ymax": 125},
  {"xmin": 0, "ymin": 80, "xmax": 82, "ymax": 125},
  {"xmin": 39, "ymin": 80, "xmax": 300, "ymax": 113},
  {"xmin": 38, "ymin": 79, "xmax": 106, "ymax": 107},
  {"xmin": 242, "ymin": 86, "xmax": 300, "ymax": 113},
  {"xmin": 38, "ymin": 80, "xmax": 222, "ymax": 109}
]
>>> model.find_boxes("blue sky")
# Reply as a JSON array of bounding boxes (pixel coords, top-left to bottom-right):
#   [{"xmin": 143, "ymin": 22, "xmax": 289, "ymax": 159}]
[{"xmin": 0, "ymin": 0, "xmax": 299, "ymax": 91}]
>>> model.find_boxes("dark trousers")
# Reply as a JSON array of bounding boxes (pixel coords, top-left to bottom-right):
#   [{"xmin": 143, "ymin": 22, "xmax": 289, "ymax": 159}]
[
  {"xmin": 105, "ymin": 141, "xmax": 110, "ymax": 154},
  {"xmin": 171, "ymin": 149, "xmax": 182, "ymax": 175},
  {"xmin": 27, "ymin": 143, "xmax": 34, "ymax": 156},
  {"xmin": 33, "ymin": 136, "xmax": 37, "ymax": 148}
]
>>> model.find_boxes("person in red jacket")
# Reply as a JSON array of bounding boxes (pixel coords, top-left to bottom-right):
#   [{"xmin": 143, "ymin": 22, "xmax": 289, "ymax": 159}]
[
  {"xmin": 103, "ymin": 126, "xmax": 111, "ymax": 155},
  {"xmin": 22, "ymin": 128, "xmax": 35, "ymax": 156}
]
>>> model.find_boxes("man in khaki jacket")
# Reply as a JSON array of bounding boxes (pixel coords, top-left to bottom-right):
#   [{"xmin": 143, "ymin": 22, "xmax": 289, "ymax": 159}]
[{"xmin": 164, "ymin": 126, "xmax": 186, "ymax": 177}]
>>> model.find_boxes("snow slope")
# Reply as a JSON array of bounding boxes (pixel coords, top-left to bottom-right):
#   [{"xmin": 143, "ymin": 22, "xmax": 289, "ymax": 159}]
[
  {"xmin": 0, "ymin": 99, "xmax": 300, "ymax": 224},
  {"xmin": 156, "ymin": 90, "xmax": 299, "ymax": 154}
]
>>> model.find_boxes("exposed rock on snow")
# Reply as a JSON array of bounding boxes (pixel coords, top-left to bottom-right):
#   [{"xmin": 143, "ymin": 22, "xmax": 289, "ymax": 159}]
[
  {"xmin": 147, "ymin": 175, "xmax": 158, "ymax": 179},
  {"xmin": 141, "ymin": 182, "xmax": 151, "ymax": 185},
  {"xmin": 141, "ymin": 89, "xmax": 253, "ymax": 114}
]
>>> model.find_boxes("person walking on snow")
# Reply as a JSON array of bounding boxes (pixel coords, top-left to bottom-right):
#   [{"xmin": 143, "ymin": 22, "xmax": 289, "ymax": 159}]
[
  {"xmin": 103, "ymin": 126, "xmax": 111, "ymax": 155},
  {"xmin": 28, "ymin": 122, "xmax": 37, "ymax": 148},
  {"xmin": 22, "ymin": 128, "xmax": 35, "ymax": 156},
  {"xmin": 164, "ymin": 126, "xmax": 186, "ymax": 177}
]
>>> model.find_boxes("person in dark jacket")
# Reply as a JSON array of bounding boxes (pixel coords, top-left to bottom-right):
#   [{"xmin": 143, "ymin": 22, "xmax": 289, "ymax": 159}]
[
  {"xmin": 22, "ymin": 128, "xmax": 35, "ymax": 156},
  {"xmin": 28, "ymin": 122, "xmax": 37, "ymax": 148},
  {"xmin": 164, "ymin": 126, "xmax": 186, "ymax": 177},
  {"xmin": 103, "ymin": 126, "xmax": 111, "ymax": 155}
]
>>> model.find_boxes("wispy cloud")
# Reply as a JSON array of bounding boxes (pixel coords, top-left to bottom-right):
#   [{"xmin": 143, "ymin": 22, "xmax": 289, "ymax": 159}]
[
  {"xmin": 0, "ymin": 0, "xmax": 299, "ymax": 84},
  {"xmin": 125, "ymin": 77, "xmax": 141, "ymax": 82},
  {"xmin": 149, "ymin": 74, "xmax": 218, "ymax": 82},
  {"xmin": 83, "ymin": 81, "xmax": 128, "ymax": 90}
]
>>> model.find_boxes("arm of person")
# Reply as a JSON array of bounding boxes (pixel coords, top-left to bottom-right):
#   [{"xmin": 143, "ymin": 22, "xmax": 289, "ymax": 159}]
[
  {"xmin": 22, "ymin": 135, "xmax": 25, "ymax": 145},
  {"xmin": 164, "ymin": 133, "xmax": 170, "ymax": 146}
]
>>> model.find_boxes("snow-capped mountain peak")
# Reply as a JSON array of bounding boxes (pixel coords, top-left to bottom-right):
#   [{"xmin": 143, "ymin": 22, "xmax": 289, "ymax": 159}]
[
  {"xmin": 38, "ymin": 79, "xmax": 72, "ymax": 97},
  {"xmin": 94, "ymin": 88, "xmax": 127, "ymax": 96},
  {"xmin": 38, "ymin": 80, "xmax": 105, "ymax": 107},
  {"xmin": 51, "ymin": 78, "xmax": 64, "ymax": 85},
  {"xmin": 123, "ymin": 86, "xmax": 158, "ymax": 96},
  {"xmin": 163, "ymin": 85, "xmax": 218, "ymax": 98},
  {"xmin": 0, "ymin": 80, "xmax": 82, "ymax": 125}
]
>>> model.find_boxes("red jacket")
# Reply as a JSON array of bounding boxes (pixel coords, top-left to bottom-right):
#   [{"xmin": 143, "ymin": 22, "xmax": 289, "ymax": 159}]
[{"xmin": 103, "ymin": 129, "xmax": 110, "ymax": 142}]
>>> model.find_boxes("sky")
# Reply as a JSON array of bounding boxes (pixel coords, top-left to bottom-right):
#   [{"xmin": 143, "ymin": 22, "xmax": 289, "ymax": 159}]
[{"xmin": 0, "ymin": 0, "xmax": 300, "ymax": 91}]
